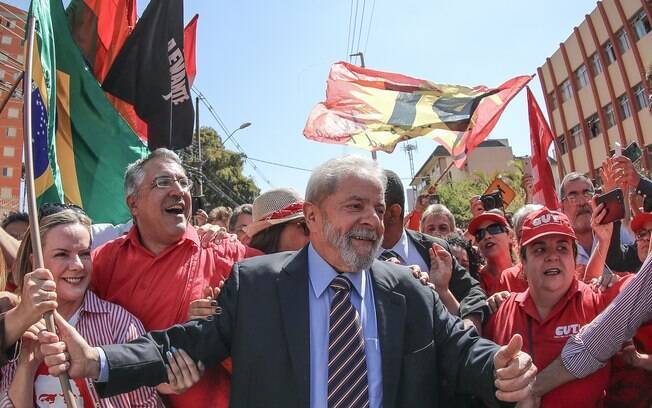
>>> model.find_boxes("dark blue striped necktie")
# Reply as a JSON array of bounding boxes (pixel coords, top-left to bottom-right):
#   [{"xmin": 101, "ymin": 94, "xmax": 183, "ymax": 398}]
[{"xmin": 327, "ymin": 275, "xmax": 369, "ymax": 408}]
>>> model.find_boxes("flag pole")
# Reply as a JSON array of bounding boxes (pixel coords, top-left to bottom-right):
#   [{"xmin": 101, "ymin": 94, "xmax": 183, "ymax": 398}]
[{"xmin": 22, "ymin": 13, "xmax": 78, "ymax": 408}]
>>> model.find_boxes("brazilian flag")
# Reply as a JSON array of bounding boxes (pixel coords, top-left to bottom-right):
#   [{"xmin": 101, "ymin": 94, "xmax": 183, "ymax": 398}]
[{"xmin": 29, "ymin": 0, "xmax": 148, "ymax": 224}]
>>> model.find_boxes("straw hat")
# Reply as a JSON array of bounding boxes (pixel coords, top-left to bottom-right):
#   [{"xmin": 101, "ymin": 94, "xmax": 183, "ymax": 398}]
[{"xmin": 244, "ymin": 188, "xmax": 305, "ymax": 238}]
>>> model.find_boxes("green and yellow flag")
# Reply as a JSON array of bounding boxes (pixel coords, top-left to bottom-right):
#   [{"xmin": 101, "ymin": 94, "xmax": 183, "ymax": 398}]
[{"xmin": 28, "ymin": 0, "xmax": 148, "ymax": 224}]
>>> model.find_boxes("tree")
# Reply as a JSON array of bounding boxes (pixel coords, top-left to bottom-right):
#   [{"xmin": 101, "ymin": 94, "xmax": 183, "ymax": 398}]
[
  {"xmin": 179, "ymin": 126, "xmax": 260, "ymax": 210},
  {"xmin": 435, "ymin": 162, "xmax": 526, "ymax": 228}
]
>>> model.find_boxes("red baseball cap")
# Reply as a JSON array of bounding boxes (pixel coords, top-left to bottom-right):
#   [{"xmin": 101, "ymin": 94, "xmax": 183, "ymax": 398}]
[
  {"xmin": 520, "ymin": 208, "xmax": 576, "ymax": 247},
  {"xmin": 467, "ymin": 212, "xmax": 509, "ymax": 236},
  {"xmin": 631, "ymin": 213, "xmax": 652, "ymax": 234}
]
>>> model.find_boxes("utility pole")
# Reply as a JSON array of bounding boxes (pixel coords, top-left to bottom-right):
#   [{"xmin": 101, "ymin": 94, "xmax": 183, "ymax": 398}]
[
  {"xmin": 349, "ymin": 51, "xmax": 376, "ymax": 161},
  {"xmin": 402, "ymin": 142, "xmax": 418, "ymax": 194}
]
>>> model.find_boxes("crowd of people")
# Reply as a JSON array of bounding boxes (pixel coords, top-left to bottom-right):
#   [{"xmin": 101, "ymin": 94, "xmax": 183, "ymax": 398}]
[{"xmin": 0, "ymin": 71, "xmax": 649, "ymax": 408}]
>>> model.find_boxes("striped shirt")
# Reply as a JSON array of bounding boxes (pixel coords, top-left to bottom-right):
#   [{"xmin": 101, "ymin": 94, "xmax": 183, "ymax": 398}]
[
  {"xmin": 561, "ymin": 255, "xmax": 652, "ymax": 378},
  {"xmin": 0, "ymin": 291, "xmax": 163, "ymax": 407}
]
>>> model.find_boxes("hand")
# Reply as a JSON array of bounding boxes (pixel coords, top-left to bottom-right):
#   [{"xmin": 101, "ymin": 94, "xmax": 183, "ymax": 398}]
[
  {"xmin": 16, "ymin": 268, "xmax": 58, "ymax": 326},
  {"xmin": 428, "ymin": 243, "xmax": 453, "ymax": 291},
  {"xmin": 516, "ymin": 395, "xmax": 542, "ymax": 408},
  {"xmin": 407, "ymin": 265, "xmax": 432, "ymax": 288},
  {"xmin": 17, "ymin": 319, "xmax": 47, "ymax": 369},
  {"xmin": 611, "ymin": 156, "xmax": 641, "ymax": 188},
  {"xmin": 187, "ymin": 285, "xmax": 222, "ymax": 321},
  {"xmin": 599, "ymin": 158, "xmax": 618, "ymax": 192},
  {"xmin": 488, "ymin": 291, "xmax": 510, "ymax": 314},
  {"xmin": 590, "ymin": 200, "xmax": 613, "ymax": 244},
  {"xmin": 590, "ymin": 273, "xmax": 620, "ymax": 293},
  {"xmin": 522, "ymin": 175, "xmax": 534, "ymax": 203},
  {"xmin": 620, "ymin": 343, "xmax": 652, "ymax": 370},
  {"xmin": 470, "ymin": 196, "xmax": 485, "ymax": 217},
  {"xmin": 156, "ymin": 347, "xmax": 205, "ymax": 395},
  {"xmin": 494, "ymin": 334, "xmax": 537, "ymax": 402},
  {"xmin": 193, "ymin": 209, "xmax": 209, "ymax": 226},
  {"xmin": 38, "ymin": 311, "xmax": 100, "ymax": 379},
  {"xmin": 196, "ymin": 224, "xmax": 238, "ymax": 248}
]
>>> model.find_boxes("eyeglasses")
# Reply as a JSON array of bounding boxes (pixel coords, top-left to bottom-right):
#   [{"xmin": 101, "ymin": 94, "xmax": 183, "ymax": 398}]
[
  {"xmin": 151, "ymin": 176, "xmax": 193, "ymax": 191},
  {"xmin": 561, "ymin": 190, "xmax": 594, "ymax": 204},
  {"xmin": 474, "ymin": 223, "xmax": 507, "ymax": 242},
  {"xmin": 636, "ymin": 229, "xmax": 651, "ymax": 240},
  {"xmin": 39, "ymin": 202, "xmax": 86, "ymax": 219}
]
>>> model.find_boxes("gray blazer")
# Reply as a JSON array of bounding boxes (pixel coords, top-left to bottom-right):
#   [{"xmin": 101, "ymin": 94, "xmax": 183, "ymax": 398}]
[{"xmin": 98, "ymin": 247, "xmax": 504, "ymax": 407}]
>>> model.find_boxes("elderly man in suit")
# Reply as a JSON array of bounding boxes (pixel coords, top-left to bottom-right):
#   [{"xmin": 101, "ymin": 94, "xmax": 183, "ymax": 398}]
[{"xmin": 39, "ymin": 156, "xmax": 535, "ymax": 408}]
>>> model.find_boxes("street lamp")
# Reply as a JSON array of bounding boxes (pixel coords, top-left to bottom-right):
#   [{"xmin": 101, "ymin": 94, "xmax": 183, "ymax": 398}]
[{"xmin": 222, "ymin": 122, "xmax": 251, "ymax": 145}]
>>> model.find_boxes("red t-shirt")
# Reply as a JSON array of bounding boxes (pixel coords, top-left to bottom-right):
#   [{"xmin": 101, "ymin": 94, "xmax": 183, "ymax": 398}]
[
  {"xmin": 478, "ymin": 265, "xmax": 508, "ymax": 297},
  {"xmin": 484, "ymin": 277, "xmax": 632, "ymax": 407},
  {"xmin": 92, "ymin": 225, "xmax": 248, "ymax": 408},
  {"xmin": 499, "ymin": 263, "xmax": 528, "ymax": 293}
]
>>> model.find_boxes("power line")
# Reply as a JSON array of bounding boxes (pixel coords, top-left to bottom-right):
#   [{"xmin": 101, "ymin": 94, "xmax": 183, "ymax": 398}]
[
  {"xmin": 245, "ymin": 156, "xmax": 312, "ymax": 173},
  {"xmin": 363, "ymin": 0, "xmax": 376, "ymax": 54},
  {"xmin": 346, "ymin": 0, "xmax": 354, "ymax": 58},
  {"xmin": 349, "ymin": 0, "xmax": 360, "ymax": 61},
  {"xmin": 190, "ymin": 86, "xmax": 274, "ymax": 188},
  {"xmin": 355, "ymin": 0, "xmax": 366, "ymax": 53}
]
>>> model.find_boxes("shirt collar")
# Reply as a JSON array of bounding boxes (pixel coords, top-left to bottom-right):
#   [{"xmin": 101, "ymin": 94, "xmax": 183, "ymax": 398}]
[
  {"xmin": 515, "ymin": 278, "xmax": 581, "ymax": 322},
  {"xmin": 79, "ymin": 290, "xmax": 110, "ymax": 315},
  {"xmin": 125, "ymin": 223, "xmax": 200, "ymax": 252},
  {"xmin": 308, "ymin": 243, "xmax": 366, "ymax": 299},
  {"xmin": 379, "ymin": 229, "xmax": 409, "ymax": 261}
]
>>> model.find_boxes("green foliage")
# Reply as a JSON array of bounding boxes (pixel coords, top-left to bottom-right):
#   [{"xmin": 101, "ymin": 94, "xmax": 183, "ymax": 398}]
[
  {"xmin": 436, "ymin": 162, "xmax": 525, "ymax": 227},
  {"xmin": 178, "ymin": 126, "xmax": 260, "ymax": 209}
]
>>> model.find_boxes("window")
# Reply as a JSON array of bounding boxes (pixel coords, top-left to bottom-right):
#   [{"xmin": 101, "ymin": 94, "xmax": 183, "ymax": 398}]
[
  {"xmin": 0, "ymin": 188, "xmax": 11, "ymax": 200},
  {"xmin": 6, "ymin": 128, "xmax": 16, "ymax": 138},
  {"xmin": 604, "ymin": 41, "xmax": 617, "ymax": 65},
  {"xmin": 616, "ymin": 29, "xmax": 630, "ymax": 54},
  {"xmin": 633, "ymin": 83, "xmax": 648, "ymax": 111},
  {"xmin": 1, "ymin": 36, "xmax": 10, "ymax": 45},
  {"xmin": 549, "ymin": 92, "xmax": 557, "ymax": 110},
  {"xmin": 560, "ymin": 79, "xmax": 573, "ymax": 102},
  {"xmin": 0, "ymin": 69, "xmax": 4, "ymax": 80},
  {"xmin": 603, "ymin": 103, "xmax": 616, "ymax": 129},
  {"xmin": 7, "ymin": 108, "xmax": 18, "ymax": 118},
  {"xmin": 586, "ymin": 114, "xmax": 601, "ymax": 139},
  {"xmin": 632, "ymin": 9, "xmax": 651, "ymax": 40},
  {"xmin": 575, "ymin": 65, "xmax": 589, "ymax": 89},
  {"xmin": 3, "ymin": 147, "xmax": 14, "ymax": 157},
  {"xmin": 2, "ymin": 167, "xmax": 13, "ymax": 177},
  {"xmin": 619, "ymin": 94, "xmax": 632, "ymax": 119},
  {"xmin": 590, "ymin": 53, "xmax": 602, "ymax": 76},
  {"xmin": 570, "ymin": 125, "xmax": 583, "ymax": 147},
  {"xmin": 16, "ymin": 54, "xmax": 23, "ymax": 63},
  {"xmin": 558, "ymin": 135, "xmax": 567, "ymax": 154}
]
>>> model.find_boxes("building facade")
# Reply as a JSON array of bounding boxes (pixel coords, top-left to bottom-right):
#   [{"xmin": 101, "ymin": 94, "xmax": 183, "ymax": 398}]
[
  {"xmin": 538, "ymin": 0, "xmax": 651, "ymax": 179},
  {"xmin": 0, "ymin": 2, "xmax": 25, "ymax": 215},
  {"xmin": 410, "ymin": 139, "xmax": 518, "ymax": 192}
]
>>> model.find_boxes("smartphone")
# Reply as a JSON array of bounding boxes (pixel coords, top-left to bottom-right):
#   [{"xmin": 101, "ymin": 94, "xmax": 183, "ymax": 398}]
[
  {"xmin": 594, "ymin": 188, "xmax": 625, "ymax": 224},
  {"xmin": 622, "ymin": 141, "xmax": 642, "ymax": 163},
  {"xmin": 192, "ymin": 195, "xmax": 204, "ymax": 215}
]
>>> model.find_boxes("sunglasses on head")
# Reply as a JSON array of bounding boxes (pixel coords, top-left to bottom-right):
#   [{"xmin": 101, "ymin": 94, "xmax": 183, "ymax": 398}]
[
  {"xmin": 474, "ymin": 223, "xmax": 507, "ymax": 241},
  {"xmin": 38, "ymin": 202, "xmax": 86, "ymax": 219}
]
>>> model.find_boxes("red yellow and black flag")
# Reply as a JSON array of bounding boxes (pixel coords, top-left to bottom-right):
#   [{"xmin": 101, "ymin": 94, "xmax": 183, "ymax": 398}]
[{"xmin": 304, "ymin": 62, "xmax": 532, "ymax": 168}]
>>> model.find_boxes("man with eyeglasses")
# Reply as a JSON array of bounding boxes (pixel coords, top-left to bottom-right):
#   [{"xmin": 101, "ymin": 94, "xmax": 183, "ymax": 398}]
[
  {"xmin": 90, "ymin": 148, "xmax": 248, "ymax": 407},
  {"xmin": 558, "ymin": 172, "xmax": 633, "ymax": 280}
]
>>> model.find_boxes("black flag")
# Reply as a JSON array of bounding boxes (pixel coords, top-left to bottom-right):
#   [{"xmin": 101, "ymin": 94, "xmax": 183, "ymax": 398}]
[{"xmin": 102, "ymin": 0, "xmax": 194, "ymax": 150}]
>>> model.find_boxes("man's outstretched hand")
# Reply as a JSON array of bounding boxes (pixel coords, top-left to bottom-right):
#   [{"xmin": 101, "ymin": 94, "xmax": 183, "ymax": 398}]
[
  {"xmin": 39, "ymin": 311, "xmax": 100, "ymax": 379},
  {"xmin": 494, "ymin": 334, "xmax": 537, "ymax": 402}
]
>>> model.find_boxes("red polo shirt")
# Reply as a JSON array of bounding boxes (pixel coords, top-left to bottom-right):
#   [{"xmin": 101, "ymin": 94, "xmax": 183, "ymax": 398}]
[
  {"xmin": 484, "ymin": 277, "xmax": 632, "ymax": 407},
  {"xmin": 478, "ymin": 265, "xmax": 508, "ymax": 297},
  {"xmin": 92, "ymin": 225, "xmax": 249, "ymax": 408},
  {"xmin": 499, "ymin": 263, "xmax": 528, "ymax": 293}
]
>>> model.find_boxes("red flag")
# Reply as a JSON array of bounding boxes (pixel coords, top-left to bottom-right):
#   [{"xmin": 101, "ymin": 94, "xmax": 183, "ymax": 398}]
[
  {"xmin": 527, "ymin": 86, "xmax": 560, "ymax": 210},
  {"xmin": 67, "ymin": 0, "xmax": 137, "ymax": 83},
  {"xmin": 184, "ymin": 14, "xmax": 198, "ymax": 87}
]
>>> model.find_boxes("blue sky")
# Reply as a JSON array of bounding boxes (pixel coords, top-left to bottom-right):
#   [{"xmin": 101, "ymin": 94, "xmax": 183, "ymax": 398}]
[{"xmin": 11, "ymin": 0, "xmax": 598, "ymax": 201}]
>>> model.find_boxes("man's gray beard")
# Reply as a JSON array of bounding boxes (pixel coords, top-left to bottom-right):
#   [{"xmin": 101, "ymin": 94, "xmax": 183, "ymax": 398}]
[{"xmin": 323, "ymin": 218, "xmax": 381, "ymax": 271}]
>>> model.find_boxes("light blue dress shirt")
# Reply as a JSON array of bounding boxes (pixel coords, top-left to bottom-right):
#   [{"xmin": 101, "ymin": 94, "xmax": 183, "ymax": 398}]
[{"xmin": 308, "ymin": 244, "xmax": 383, "ymax": 408}]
